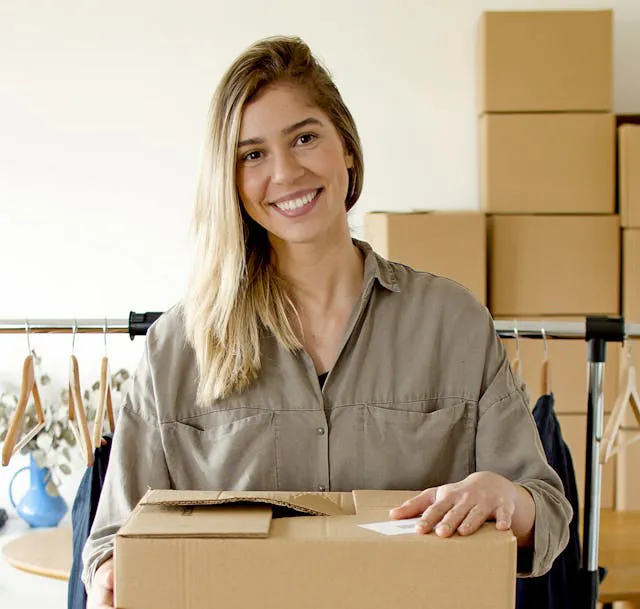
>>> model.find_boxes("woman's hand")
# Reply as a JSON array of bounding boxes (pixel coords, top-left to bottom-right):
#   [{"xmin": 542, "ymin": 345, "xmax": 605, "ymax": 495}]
[
  {"xmin": 87, "ymin": 557, "xmax": 115, "ymax": 609},
  {"xmin": 389, "ymin": 471, "xmax": 535, "ymax": 547}
]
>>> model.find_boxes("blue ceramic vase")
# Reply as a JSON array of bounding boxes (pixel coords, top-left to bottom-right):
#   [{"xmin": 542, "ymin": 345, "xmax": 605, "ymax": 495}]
[{"xmin": 9, "ymin": 453, "xmax": 68, "ymax": 527}]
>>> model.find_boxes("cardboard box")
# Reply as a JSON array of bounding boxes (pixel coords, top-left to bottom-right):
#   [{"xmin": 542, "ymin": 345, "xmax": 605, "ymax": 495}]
[
  {"xmin": 489, "ymin": 215, "xmax": 620, "ymax": 316},
  {"xmin": 364, "ymin": 211, "xmax": 486, "ymax": 303},
  {"xmin": 479, "ymin": 113, "xmax": 615, "ymax": 214},
  {"xmin": 615, "ymin": 430, "xmax": 640, "ymax": 510},
  {"xmin": 623, "ymin": 230, "xmax": 640, "ymax": 323},
  {"xmin": 557, "ymin": 415, "xmax": 615, "ymax": 509},
  {"xmin": 497, "ymin": 318, "xmax": 619, "ymax": 414},
  {"xmin": 619, "ymin": 125, "xmax": 640, "ymax": 228},
  {"xmin": 477, "ymin": 10, "xmax": 613, "ymax": 113},
  {"xmin": 115, "ymin": 490, "xmax": 517, "ymax": 609}
]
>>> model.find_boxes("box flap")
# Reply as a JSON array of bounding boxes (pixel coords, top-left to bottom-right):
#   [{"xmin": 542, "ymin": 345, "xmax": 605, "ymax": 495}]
[
  {"xmin": 140, "ymin": 489, "xmax": 349, "ymax": 516},
  {"xmin": 118, "ymin": 502, "xmax": 274, "ymax": 538}
]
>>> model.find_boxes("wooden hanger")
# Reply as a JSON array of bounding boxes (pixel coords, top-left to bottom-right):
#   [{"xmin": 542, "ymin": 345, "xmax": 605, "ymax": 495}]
[
  {"xmin": 92, "ymin": 321, "xmax": 115, "ymax": 450},
  {"xmin": 68, "ymin": 323, "xmax": 94, "ymax": 467},
  {"xmin": 541, "ymin": 328, "xmax": 552, "ymax": 395},
  {"xmin": 512, "ymin": 324, "xmax": 523, "ymax": 380},
  {"xmin": 1, "ymin": 347, "xmax": 46, "ymax": 466},
  {"xmin": 2, "ymin": 323, "xmax": 46, "ymax": 466},
  {"xmin": 599, "ymin": 341, "xmax": 640, "ymax": 465}
]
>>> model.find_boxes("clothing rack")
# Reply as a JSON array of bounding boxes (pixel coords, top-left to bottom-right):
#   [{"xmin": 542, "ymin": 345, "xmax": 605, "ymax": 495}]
[{"xmin": 1, "ymin": 313, "xmax": 639, "ymax": 609}]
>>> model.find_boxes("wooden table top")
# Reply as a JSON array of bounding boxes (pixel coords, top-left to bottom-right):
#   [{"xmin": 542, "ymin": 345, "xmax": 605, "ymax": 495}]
[
  {"xmin": 2, "ymin": 525, "xmax": 72, "ymax": 580},
  {"xmin": 589, "ymin": 510, "xmax": 640, "ymax": 604}
]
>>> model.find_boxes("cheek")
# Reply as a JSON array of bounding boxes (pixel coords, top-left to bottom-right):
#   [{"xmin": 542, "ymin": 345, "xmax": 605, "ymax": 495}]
[{"xmin": 237, "ymin": 168, "xmax": 266, "ymax": 211}]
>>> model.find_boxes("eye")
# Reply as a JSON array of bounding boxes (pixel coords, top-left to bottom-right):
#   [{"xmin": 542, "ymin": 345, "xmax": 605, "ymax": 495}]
[
  {"xmin": 243, "ymin": 150, "xmax": 263, "ymax": 162},
  {"xmin": 296, "ymin": 133, "xmax": 317, "ymax": 146}
]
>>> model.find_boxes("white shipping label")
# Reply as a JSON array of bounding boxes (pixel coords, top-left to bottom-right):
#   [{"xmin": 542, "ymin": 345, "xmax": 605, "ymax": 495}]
[{"xmin": 358, "ymin": 518, "xmax": 422, "ymax": 536}]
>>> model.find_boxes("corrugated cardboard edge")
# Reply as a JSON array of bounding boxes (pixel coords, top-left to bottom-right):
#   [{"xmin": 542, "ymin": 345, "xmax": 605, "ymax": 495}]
[{"xmin": 139, "ymin": 489, "xmax": 348, "ymax": 516}]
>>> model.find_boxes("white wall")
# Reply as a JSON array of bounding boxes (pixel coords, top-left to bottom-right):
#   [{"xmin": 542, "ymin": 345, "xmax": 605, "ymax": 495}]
[{"xmin": 1, "ymin": 0, "xmax": 639, "ymax": 502}]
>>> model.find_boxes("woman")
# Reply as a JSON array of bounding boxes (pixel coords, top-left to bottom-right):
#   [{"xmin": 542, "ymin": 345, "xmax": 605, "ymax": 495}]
[{"xmin": 84, "ymin": 36, "xmax": 571, "ymax": 608}]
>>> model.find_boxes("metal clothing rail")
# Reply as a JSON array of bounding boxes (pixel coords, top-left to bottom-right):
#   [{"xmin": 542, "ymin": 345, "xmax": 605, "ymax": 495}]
[
  {"xmin": 0, "ymin": 313, "xmax": 638, "ymax": 609},
  {"xmin": 0, "ymin": 313, "xmax": 163, "ymax": 340},
  {"xmin": 1, "ymin": 315, "xmax": 639, "ymax": 340}
]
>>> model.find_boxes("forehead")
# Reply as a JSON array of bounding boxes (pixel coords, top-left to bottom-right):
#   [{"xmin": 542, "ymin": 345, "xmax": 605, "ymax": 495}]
[{"xmin": 239, "ymin": 83, "xmax": 328, "ymax": 138}]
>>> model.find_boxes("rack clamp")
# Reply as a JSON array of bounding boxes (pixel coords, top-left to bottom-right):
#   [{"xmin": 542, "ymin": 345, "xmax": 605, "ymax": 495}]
[
  {"xmin": 128, "ymin": 312, "xmax": 164, "ymax": 340},
  {"xmin": 586, "ymin": 316, "xmax": 626, "ymax": 363}
]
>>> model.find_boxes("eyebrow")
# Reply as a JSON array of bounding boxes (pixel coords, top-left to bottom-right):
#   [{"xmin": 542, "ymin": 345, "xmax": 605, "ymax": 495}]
[{"xmin": 237, "ymin": 117, "xmax": 324, "ymax": 148}]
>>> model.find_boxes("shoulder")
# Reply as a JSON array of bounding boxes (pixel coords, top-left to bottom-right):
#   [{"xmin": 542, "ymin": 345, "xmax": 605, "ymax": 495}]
[
  {"xmin": 145, "ymin": 303, "xmax": 188, "ymax": 351},
  {"xmin": 381, "ymin": 256, "xmax": 491, "ymax": 327},
  {"xmin": 143, "ymin": 303, "xmax": 197, "ymax": 378}
]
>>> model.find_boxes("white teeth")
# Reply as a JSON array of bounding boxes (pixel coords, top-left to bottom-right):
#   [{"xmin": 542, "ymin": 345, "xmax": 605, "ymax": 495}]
[{"xmin": 275, "ymin": 190, "xmax": 317, "ymax": 211}]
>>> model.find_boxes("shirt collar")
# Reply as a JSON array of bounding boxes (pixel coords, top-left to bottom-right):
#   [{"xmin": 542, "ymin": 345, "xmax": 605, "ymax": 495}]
[{"xmin": 354, "ymin": 239, "xmax": 400, "ymax": 293}]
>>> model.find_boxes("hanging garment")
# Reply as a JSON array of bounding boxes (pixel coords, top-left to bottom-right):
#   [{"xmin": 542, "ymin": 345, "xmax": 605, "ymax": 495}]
[
  {"xmin": 67, "ymin": 435, "xmax": 113, "ymax": 609},
  {"xmin": 516, "ymin": 393, "xmax": 581, "ymax": 609}
]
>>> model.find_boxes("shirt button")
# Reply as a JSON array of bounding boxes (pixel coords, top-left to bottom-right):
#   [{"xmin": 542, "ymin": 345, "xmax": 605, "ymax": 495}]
[
  {"xmin": 316, "ymin": 427, "xmax": 326, "ymax": 435},
  {"xmin": 318, "ymin": 485, "xmax": 327, "ymax": 492}
]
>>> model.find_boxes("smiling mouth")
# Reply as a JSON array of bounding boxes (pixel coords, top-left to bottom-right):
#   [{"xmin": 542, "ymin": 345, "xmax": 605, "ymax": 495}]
[{"xmin": 271, "ymin": 188, "xmax": 322, "ymax": 212}]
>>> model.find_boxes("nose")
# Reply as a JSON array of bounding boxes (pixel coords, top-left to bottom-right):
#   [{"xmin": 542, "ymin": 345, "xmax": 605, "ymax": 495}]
[{"xmin": 271, "ymin": 148, "xmax": 304, "ymax": 185}]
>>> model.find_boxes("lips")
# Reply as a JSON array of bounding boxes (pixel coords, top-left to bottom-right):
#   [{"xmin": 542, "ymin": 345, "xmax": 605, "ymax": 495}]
[{"xmin": 270, "ymin": 188, "xmax": 323, "ymax": 218}]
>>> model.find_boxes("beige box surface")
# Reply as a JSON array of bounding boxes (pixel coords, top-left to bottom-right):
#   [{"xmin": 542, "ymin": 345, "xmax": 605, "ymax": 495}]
[
  {"xmin": 615, "ymin": 430, "xmax": 640, "ymax": 510},
  {"xmin": 489, "ymin": 215, "xmax": 620, "ymax": 316},
  {"xmin": 115, "ymin": 490, "xmax": 517, "ymax": 609},
  {"xmin": 623, "ymin": 230, "xmax": 640, "ymax": 323},
  {"xmin": 364, "ymin": 211, "xmax": 486, "ymax": 304},
  {"xmin": 479, "ymin": 113, "xmax": 615, "ymax": 214},
  {"xmin": 477, "ymin": 10, "xmax": 612, "ymax": 113},
  {"xmin": 498, "ymin": 318, "xmax": 619, "ymax": 414},
  {"xmin": 619, "ymin": 125, "xmax": 640, "ymax": 228},
  {"xmin": 557, "ymin": 415, "xmax": 615, "ymax": 509}
]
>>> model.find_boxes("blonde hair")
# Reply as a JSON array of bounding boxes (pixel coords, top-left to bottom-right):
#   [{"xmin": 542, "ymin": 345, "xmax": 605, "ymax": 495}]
[{"xmin": 182, "ymin": 36, "xmax": 364, "ymax": 405}]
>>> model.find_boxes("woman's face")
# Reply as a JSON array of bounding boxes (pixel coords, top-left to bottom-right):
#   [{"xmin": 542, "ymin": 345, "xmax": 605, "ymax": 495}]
[{"xmin": 236, "ymin": 82, "xmax": 353, "ymax": 246}]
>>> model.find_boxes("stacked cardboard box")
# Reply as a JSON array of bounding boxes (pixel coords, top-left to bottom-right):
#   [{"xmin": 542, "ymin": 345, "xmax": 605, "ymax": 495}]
[
  {"xmin": 478, "ymin": 9, "xmax": 619, "ymax": 509},
  {"xmin": 617, "ymin": 119, "xmax": 640, "ymax": 511},
  {"xmin": 620, "ymin": 122, "xmax": 640, "ymax": 323},
  {"xmin": 364, "ymin": 211, "xmax": 487, "ymax": 304}
]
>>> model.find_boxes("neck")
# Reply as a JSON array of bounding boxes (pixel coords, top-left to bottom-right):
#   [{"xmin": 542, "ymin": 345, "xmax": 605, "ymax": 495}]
[{"xmin": 270, "ymin": 230, "xmax": 364, "ymax": 314}]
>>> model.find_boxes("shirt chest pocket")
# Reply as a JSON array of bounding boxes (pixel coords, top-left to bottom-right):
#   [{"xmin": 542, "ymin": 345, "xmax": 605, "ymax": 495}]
[
  {"xmin": 362, "ymin": 400, "xmax": 476, "ymax": 490},
  {"xmin": 163, "ymin": 408, "xmax": 279, "ymax": 491}
]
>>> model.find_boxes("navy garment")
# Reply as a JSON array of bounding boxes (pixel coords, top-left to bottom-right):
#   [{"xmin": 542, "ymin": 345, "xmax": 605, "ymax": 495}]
[
  {"xmin": 516, "ymin": 394, "xmax": 581, "ymax": 609},
  {"xmin": 68, "ymin": 435, "xmax": 113, "ymax": 609}
]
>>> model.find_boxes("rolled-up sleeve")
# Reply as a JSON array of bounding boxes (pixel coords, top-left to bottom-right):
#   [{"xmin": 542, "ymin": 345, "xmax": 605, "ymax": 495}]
[
  {"xmin": 475, "ymin": 313, "xmax": 572, "ymax": 578},
  {"xmin": 81, "ymin": 335, "xmax": 170, "ymax": 590}
]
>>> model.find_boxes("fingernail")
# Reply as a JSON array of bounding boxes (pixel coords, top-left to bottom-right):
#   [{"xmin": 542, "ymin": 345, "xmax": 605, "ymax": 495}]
[{"xmin": 435, "ymin": 523, "xmax": 450, "ymax": 535}]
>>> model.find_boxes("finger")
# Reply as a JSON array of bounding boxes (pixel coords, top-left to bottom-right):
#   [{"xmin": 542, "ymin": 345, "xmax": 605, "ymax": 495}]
[
  {"xmin": 431, "ymin": 501, "xmax": 479, "ymax": 538},
  {"xmin": 495, "ymin": 505, "xmax": 512, "ymax": 531},
  {"xmin": 416, "ymin": 497, "xmax": 456, "ymax": 534},
  {"xmin": 96, "ymin": 589, "xmax": 113, "ymax": 609},
  {"xmin": 389, "ymin": 488, "xmax": 437, "ymax": 520},
  {"xmin": 89, "ymin": 586, "xmax": 113, "ymax": 609},
  {"xmin": 457, "ymin": 504, "xmax": 491, "ymax": 536},
  {"xmin": 95, "ymin": 562, "xmax": 114, "ymax": 589}
]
